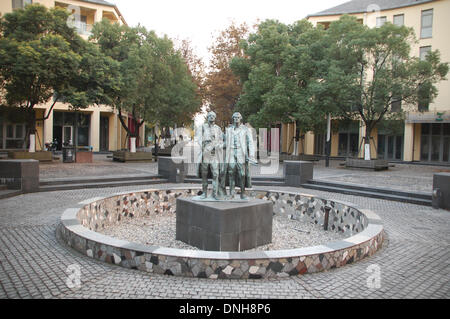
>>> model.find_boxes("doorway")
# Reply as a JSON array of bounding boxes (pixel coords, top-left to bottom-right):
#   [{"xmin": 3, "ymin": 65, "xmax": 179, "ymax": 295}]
[
  {"xmin": 63, "ymin": 125, "xmax": 73, "ymax": 146},
  {"xmin": 100, "ymin": 116, "xmax": 109, "ymax": 151},
  {"xmin": 420, "ymin": 123, "xmax": 450, "ymax": 163}
]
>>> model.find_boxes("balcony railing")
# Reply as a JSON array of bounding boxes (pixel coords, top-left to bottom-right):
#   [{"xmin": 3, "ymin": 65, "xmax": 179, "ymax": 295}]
[{"xmin": 69, "ymin": 20, "xmax": 93, "ymax": 36}]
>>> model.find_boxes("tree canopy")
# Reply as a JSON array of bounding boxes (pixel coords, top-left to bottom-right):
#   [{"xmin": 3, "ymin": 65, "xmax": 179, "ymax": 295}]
[
  {"xmin": 231, "ymin": 16, "xmax": 448, "ymax": 160},
  {"xmin": 90, "ymin": 21, "xmax": 201, "ymax": 140},
  {"xmin": 0, "ymin": 4, "xmax": 117, "ymax": 137},
  {"xmin": 314, "ymin": 16, "xmax": 448, "ymax": 156},
  {"xmin": 230, "ymin": 19, "xmax": 327, "ymax": 131}
]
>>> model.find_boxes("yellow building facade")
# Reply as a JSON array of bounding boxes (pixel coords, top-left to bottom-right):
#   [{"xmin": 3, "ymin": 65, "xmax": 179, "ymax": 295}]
[
  {"xmin": 281, "ymin": 0, "xmax": 450, "ymax": 163},
  {"xmin": 0, "ymin": 0, "xmax": 145, "ymax": 152}
]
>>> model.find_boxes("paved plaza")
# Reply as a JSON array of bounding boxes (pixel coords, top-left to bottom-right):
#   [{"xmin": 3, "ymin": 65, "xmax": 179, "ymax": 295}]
[{"xmin": 0, "ymin": 156, "xmax": 449, "ymax": 299}]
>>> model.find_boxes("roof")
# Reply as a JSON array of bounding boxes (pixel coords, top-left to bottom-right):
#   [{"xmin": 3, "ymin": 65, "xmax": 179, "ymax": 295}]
[
  {"xmin": 308, "ymin": 0, "xmax": 436, "ymax": 17},
  {"xmin": 79, "ymin": 0, "xmax": 115, "ymax": 7},
  {"xmin": 78, "ymin": 0, "xmax": 128, "ymax": 25}
]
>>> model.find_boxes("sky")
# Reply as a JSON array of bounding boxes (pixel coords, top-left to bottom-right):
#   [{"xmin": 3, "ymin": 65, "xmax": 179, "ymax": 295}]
[{"xmin": 112, "ymin": 0, "xmax": 349, "ymax": 62}]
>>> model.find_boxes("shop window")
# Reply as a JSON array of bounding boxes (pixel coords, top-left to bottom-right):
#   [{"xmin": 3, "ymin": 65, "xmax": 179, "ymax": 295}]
[
  {"xmin": 421, "ymin": 123, "xmax": 450, "ymax": 162},
  {"xmin": 4, "ymin": 123, "xmax": 27, "ymax": 149}
]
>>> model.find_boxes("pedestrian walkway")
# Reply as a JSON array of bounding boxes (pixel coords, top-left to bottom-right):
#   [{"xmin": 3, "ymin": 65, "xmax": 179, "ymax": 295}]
[
  {"xmin": 0, "ymin": 156, "xmax": 449, "ymax": 299},
  {"xmin": 39, "ymin": 154, "xmax": 448, "ymax": 193}
]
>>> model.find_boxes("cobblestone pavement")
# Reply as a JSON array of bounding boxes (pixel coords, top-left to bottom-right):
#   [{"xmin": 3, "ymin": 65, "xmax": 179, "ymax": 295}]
[{"xmin": 0, "ymin": 183, "xmax": 449, "ymax": 299}]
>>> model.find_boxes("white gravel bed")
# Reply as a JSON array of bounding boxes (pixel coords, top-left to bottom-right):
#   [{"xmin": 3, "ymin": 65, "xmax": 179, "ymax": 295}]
[{"xmin": 99, "ymin": 211, "xmax": 347, "ymax": 251}]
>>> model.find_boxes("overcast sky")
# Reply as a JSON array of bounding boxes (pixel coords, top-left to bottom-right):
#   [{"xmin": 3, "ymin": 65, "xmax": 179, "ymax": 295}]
[{"xmin": 112, "ymin": 0, "xmax": 349, "ymax": 62}]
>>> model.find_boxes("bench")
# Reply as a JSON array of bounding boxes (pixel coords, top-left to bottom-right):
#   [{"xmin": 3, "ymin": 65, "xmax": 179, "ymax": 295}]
[
  {"xmin": 113, "ymin": 151, "xmax": 153, "ymax": 162},
  {"xmin": 345, "ymin": 158, "xmax": 389, "ymax": 171},
  {"xmin": 279, "ymin": 154, "xmax": 321, "ymax": 162}
]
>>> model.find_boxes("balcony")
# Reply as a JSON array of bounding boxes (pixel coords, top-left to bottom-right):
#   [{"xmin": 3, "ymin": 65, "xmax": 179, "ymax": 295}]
[{"xmin": 72, "ymin": 20, "xmax": 93, "ymax": 36}]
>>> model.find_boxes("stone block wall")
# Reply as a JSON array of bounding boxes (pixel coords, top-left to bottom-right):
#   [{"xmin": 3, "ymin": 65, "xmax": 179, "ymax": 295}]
[
  {"xmin": 0, "ymin": 159, "xmax": 39, "ymax": 192},
  {"xmin": 60, "ymin": 187, "xmax": 384, "ymax": 280},
  {"xmin": 433, "ymin": 173, "xmax": 450, "ymax": 209},
  {"xmin": 283, "ymin": 161, "xmax": 313, "ymax": 186},
  {"xmin": 157, "ymin": 157, "xmax": 187, "ymax": 182}
]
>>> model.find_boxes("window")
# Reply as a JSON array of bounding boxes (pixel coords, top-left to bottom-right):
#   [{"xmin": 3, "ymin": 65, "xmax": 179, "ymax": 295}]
[
  {"xmin": 318, "ymin": 22, "xmax": 331, "ymax": 30},
  {"xmin": 393, "ymin": 14, "xmax": 404, "ymax": 26},
  {"xmin": 12, "ymin": 0, "xmax": 32, "ymax": 10},
  {"xmin": 338, "ymin": 122, "xmax": 360, "ymax": 157},
  {"xmin": 421, "ymin": 123, "xmax": 450, "ymax": 162},
  {"xmin": 376, "ymin": 16, "xmax": 387, "ymax": 28},
  {"xmin": 420, "ymin": 46, "xmax": 431, "ymax": 61},
  {"xmin": 391, "ymin": 98, "xmax": 402, "ymax": 112},
  {"xmin": 421, "ymin": 9, "xmax": 433, "ymax": 38},
  {"xmin": 4, "ymin": 123, "xmax": 27, "ymax": 149}
]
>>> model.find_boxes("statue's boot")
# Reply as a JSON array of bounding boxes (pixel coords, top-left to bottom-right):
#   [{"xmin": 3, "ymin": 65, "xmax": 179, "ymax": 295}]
[
  {"xmin": 229, "ymin": 178, "xmax": 235, "ymax": 199},
  {"xmin": 212, "ymin": 191, "xmax": 223, "ymax": 200},
  {"xmin": 240, "ymin": 187, "xmax": 248, "ymax": 200},
  {"xmin": 200, "ymin": 183, "xmax": 208, "ymax": 199}
]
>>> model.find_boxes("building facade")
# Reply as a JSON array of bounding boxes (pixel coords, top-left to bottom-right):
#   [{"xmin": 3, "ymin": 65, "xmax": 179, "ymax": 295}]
[
  {"xmin": 280, "ymin": 0, "xmax": 450, "ymax": 163},
  {"xmin": 0, "ymin": 0, "xmax": 145, "ymax": 152}
]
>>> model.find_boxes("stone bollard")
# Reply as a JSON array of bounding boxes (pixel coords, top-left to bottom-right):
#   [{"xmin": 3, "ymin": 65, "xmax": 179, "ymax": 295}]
[
  {"xmin": 0, "ymin": 159, "xmax": 39, "ymax": 193},
  {"xmin": 157, "ymin": 156, "xmax": 186, "ymax": 183},
  {"xmin": 432, "ymin": 173, "xmax": 450, "ymax": 210},
  {"xmin": 283, "ymin": 160, "xmax": 314, "ymax": 187}
]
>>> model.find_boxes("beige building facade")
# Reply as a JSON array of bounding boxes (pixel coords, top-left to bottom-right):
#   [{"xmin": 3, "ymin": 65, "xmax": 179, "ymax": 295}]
[
  {"xmin": 281, "ymin": 0, "xmax": 450, "ymax": 163},
  {"xmin": 0, "ymin": 0, "xmax": 145, "ymax": 152}
]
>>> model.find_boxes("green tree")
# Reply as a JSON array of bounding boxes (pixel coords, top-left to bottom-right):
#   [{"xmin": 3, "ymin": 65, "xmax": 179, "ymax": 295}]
[
  {"xmin": 230, "ymin": 19, "xmax": 327, "ymax": 133},
  {"xmin": 0, "ymin": 4, "xmax": 116, "ymax": 149},
  {"xmin": 315, "ymin": 16, "xmax": 448, "ymax": 158},
  {"xmin": 90, "ymin": 21, "xmax": 200, "ymax": 148}
]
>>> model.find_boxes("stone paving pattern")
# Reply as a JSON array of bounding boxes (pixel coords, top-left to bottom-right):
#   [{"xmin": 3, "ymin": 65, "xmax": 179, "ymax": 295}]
[
  {"xmin": 39, "ymin": 154, "xmax": 450, "ymax": 193},
  {"xmin": 1, "ymin": 180, "xmax": 449, "ymax": 298}
]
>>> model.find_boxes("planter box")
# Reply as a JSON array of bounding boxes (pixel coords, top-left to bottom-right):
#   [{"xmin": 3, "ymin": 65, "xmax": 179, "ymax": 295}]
[
  {"xmin": 112, "ymin": 151, "xmax": 153, "ymax": 162},
  {"xmin": 8, "ymin": 151, "xmax": 52, "ymax": 162},
  {"xmin": 345, "ymin": 158, "xmax": 388, "ymax": 171},
  {"xmin": 75, "ymin": 151, "xmax": 93, "ymax": 163},
  {"xmin": 280, "ymin": 154, "xmax": 321, "ymax": 162}
]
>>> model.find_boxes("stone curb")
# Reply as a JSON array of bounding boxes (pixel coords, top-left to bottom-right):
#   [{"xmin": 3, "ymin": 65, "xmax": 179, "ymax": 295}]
[{"xmin": 59, "ymin": 187, "xmax": 384, "ymax": 279}]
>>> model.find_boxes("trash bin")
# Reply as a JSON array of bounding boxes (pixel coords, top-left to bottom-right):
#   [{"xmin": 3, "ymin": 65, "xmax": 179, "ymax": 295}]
[{"xmin": 62, "ymin": 146, "xmax": 75, "ymax": 163}]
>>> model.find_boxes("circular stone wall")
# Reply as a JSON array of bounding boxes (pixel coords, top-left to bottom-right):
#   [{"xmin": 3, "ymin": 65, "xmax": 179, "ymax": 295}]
[{"xmin": 58, "ymin": 187, "xmax": 384, "ymax": 279}]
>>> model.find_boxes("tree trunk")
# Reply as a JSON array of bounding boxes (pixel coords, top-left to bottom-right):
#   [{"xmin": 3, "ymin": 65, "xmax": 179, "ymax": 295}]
[
  {"xmin": 129, "ymin": 137, "xmax": 136, "ymax": 153},
  {"xmin": 27, "ymin": 107, "xmax": 36, "ymax": 152},
  {"xmin": 364, "ymin": 124, "xmax": 372, "ymax": 160}
]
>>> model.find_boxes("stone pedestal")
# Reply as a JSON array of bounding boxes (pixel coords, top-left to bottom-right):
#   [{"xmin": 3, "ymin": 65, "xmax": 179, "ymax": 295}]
[
  {"xmin": 158, "ymin": 156, "xmax": 186, "ymax": 183},
  {"xmin": 284, "ymin": 160, "xmax": 313, "ymax": 186},
  {"xmin": 176, "ymin": 198, "xmax": 273, "ymax": 251},
  {"xmin": 433, "ymin": 173, "xmax": 450, "ymax": 210},
  {"xmin": 0, "ymin": 159, "xmax": 39, "ymax": 192}
]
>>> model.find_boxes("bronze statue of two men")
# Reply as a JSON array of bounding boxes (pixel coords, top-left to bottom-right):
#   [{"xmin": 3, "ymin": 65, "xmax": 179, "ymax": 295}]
[{"xmin": 195, "ymin": 111, "xmax": 255, "ymax": 201}]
